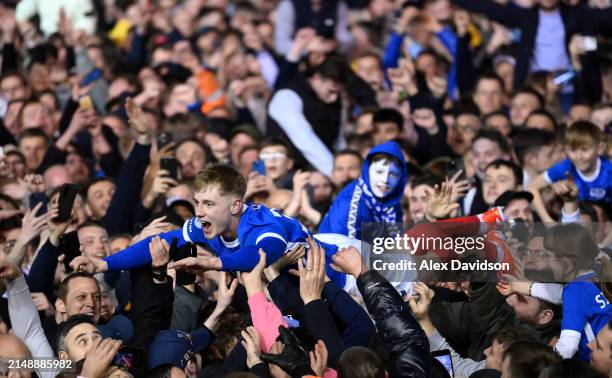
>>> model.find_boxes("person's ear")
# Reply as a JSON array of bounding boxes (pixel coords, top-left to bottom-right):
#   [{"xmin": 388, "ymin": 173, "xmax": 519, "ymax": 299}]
[
  {"xmin": 597, "ymin": 142, "xmax": 606, "ymax": 155},
  {"xmin": 231, "ymin": 198, "xmax": 242, "ymax": 215},
  {"xmin": 58, "ymin": 351, "xmax": 68, "ymax": 361},
  {"xmin": 538, "ymin": 308, "xmax": 554, "ymax": 325},
  {"xmin": 55, "ymin": 298, "xmax": 66, "ymax": 316},
  {"xmin": 84, "ymin": 202, "xmax": 93, "ymax": 218},
  {"xmin": 287, "ymin": 158, "xmax": 294, "ymax": 170}
]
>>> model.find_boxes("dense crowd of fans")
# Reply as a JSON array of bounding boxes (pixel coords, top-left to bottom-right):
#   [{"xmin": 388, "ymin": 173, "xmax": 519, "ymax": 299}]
[{"xmin": 0, "ymin": 0, "xmax": 612, "ymax": 376}]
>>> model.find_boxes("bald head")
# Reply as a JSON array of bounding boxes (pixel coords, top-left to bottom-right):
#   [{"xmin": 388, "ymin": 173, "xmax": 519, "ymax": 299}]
[
  {"xmin": 44, "ymin": 165, "xmax": 72, "ymax": 191},
  {"xmin": 0, "ymin": 334, "xmax": 32, "ymax": 377}
]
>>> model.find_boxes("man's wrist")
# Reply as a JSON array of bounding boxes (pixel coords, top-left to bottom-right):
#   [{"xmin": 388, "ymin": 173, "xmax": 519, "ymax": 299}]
[{"xmin": 302, "ymin": 295, "xmax": 321, "ymax": 305}]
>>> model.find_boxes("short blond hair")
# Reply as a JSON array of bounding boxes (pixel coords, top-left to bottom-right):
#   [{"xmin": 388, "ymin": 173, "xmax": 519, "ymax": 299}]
[{"xmin": 194, "ymin": 164, "xmax": 246, "ymax": 198}]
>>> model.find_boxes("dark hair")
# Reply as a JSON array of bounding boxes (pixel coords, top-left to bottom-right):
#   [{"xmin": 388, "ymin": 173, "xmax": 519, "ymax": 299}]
[
  {"xmin": 313, "ymin": 55, "xmax": 349, "ymax": 86},
  {"xmin": 338, "ymin": 346, "xmax": 386, "ymax": 378},
  {"xmin": 334, "ymin": 149, "xmax": 363, "ymax": 162},
  {"xmin": 57, "ymin": 272, "xmax": 98, "ymax": 301},
  {"xmin": 55, "ymin": 314, "xmax": 97, "ymax": 352},
  {"xmin": 369, "ymin": 153, "xmax": 401, "ymax": 167},
  {"xmin": 76, "ymin": 220, "xmax": 107, "ymax": 233},
  {"xmin": 512, "ymin": 128, "xmax": 556, "ymax": 165},
  {"xmin": 525, "ymin": 109, "xmax": 559, "ymax": 131},
  {"xmin": 373, "ymin": 108, "xmax": 404, "ymax": 131},
  {"xmin": 475, "ymin": 72, "xmax": 505, "ymax": 93},
  {"xmin": 484, "ymin": 159, "xmax": 523, "ymax": 185},
  {"xmin": 512, "ymin": 87, "xmax": 544, "ymax": 109},
  {"xmin": 472, "ymin": 129, "xmax": 511, "ymax": 155},
  {"xmin": 83, "ymin": 177, "xmax": 115, "ymax": 200},
  {"xmin": 540, "ymin": 359, "xmax": 604, "ymax": 378},
  {"xmin": 565, "ymin": 120, "xmax": 603, "ymax": 148},
  {"xmin": 18, "ymin": 127, "xmax": 49, "ymax": 144},
  {"xmin": 259, "ymin": 136, "xmax": 293, "ymax": 159},
  {"xmin": 409, "ymin": 174, "xmax": 442, "ymax": 190},
  {"xmin": 493, "ymin": 326, "xmax": 536, "ymax": 349},
  {"xmin": 502, "ymin": 341, "xmax": 559, "ymax": 378}
]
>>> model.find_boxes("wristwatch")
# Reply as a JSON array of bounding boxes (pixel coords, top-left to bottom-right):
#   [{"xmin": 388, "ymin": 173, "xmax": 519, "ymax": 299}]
[{"xmin": 151, "ymin": 266, "xmax": 168, "ymax": 281}]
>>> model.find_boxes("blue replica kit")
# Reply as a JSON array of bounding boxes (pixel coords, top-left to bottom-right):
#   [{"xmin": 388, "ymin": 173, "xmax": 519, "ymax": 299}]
[
  {"xmin": 318, "ymin": 141, "xmax": 408, "ymax": 239},
  {"xmin": 544, "ymin": 157, "xmax": 612, "ymax": 204},
  {"xmin": 103, "ymin": 203, "xmax": 348, "ymax": 288},
  {"xmin": 562, "ymin": 272, "xmax": 612, "ymax": 361}
]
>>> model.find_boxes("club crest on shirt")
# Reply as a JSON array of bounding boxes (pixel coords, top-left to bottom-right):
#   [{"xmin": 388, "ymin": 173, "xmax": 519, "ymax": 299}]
[{"xmin": 589, "ymin": 188, "xmax": 606, "ymax": 200}]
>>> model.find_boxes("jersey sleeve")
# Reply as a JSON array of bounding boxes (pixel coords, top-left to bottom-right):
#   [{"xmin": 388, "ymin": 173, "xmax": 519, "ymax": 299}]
[
  {"xmin": 103, "ymin": 228, "xmax": 186, "ymax": 271},
  {"xmin": 561, "ymin": 283, "xmax": 588, "ymax": 333},
  {"xmin": 182, "ymin": 217, "xmax": 210, "ymax": 245},
  {"xmin": 219, "ymin": 224, "xmax": 289, "ymax": 272},
  {"xmin": 543, "ymin": 159, "xmax": 573, "ymax": 184}
]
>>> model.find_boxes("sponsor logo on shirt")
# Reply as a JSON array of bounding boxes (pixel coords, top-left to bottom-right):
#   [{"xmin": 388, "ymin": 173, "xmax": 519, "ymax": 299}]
[{"xmin": 589, "ymin": 188, "xmax": 606, "ymax": 200}]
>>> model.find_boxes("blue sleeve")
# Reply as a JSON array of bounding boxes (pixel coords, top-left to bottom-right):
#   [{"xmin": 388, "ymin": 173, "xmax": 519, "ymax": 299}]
[
  {"xmin": 561, "ymin": 284, "xmax": 588, "ymax": 333},
  {"xmin": 436, "ymin": 27, "xmax": 458, "ymax": 99},
  {"xmin": 323, "ymin": 281, "xmax": 375, "ymax": 349},
  {"xmin": 382, "ymin": 32, "xmax": 404, "ymax": 70},
  {"xmin": 545, "ymin": 159, "xmax": 573, "ymax": 183},
  {"xmin": 103, "ymin": 228, "xmax": 186, "ymax": 271},
  {"xmin": 219, "ymin": 236, "xmax": 287, "ymax": 272}
]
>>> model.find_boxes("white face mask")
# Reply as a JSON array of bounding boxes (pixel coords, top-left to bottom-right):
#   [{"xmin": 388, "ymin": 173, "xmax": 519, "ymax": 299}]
[{"xmin": 368, "ymin": 159, "xmax": 402, "ymax": 198}]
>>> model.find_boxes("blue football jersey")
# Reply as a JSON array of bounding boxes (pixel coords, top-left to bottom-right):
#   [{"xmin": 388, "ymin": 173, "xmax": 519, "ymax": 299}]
[
  {"xmin": 562, "ymin": 276, "xmax": 612, "ymax": 361},
  {"xmin": 544, "ymin": 157, "xmax": 612, "ymax": 204}
]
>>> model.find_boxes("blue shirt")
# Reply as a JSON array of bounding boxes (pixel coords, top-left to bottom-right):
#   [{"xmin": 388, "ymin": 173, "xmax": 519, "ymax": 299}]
[
  {"xmin": 544, "ymin": 157, "xmax": 612, "ymax": 204},
  {"xmin": 562, "ymin": 273, "xmax": 612, "ymax": 361},
  {"xmin": 104, "ymin": 203, "xmax": 347, "ymax": 287}
]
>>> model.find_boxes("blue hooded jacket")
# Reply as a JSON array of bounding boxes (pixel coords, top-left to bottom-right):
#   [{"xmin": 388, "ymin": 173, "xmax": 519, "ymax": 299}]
[{"xmin": 318, "ymin": 141, "xmax": 408, "ymax": 239}]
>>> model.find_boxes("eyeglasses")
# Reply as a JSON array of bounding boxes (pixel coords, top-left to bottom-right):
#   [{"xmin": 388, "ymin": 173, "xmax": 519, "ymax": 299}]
[{"xmin": 259, "ymin": 152, "xmax": 286, "ymax": 161}]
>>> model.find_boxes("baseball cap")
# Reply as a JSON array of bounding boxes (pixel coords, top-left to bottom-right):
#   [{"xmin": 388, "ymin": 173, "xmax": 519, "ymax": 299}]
[
  {"xmin": 148, "ymin": 328, "xmax": 213, "ymax": 369},
  {"xmin": 494, "ymin": 190, "xmax": 534, "ymax": 208},
  {"xmin": 98, "ymin": 314, "xmax": 133, "ymax": 342}
]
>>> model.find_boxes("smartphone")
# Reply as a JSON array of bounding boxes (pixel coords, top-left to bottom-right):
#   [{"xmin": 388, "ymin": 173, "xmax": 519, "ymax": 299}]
[
  {"xmin": 55, "ymin": 184, "xmax": 79, "ymax": 222},
  {"xmin": 446, "ymin": 159, "xmax": 466, "ymax": 181},
  {"xmin": 305, "ymin": 184, "xmax": 315, "ymax": 204},
  {"xmin": 582, "ymin": 36, "xmax": 597, "ymax": 52},
  {"xmin": 156, "ymin": 132, "xmax": 174, "ymax": 150},
  {"xmin": 62, "ymin": 231, "xmax": 81, "ymax": 273},
  {"xmin": 432, "ymin": 350, "xmax": 454, "ymax": 377},
  {"xmin": 508, "ymin": 218, "xmax": 529, "ymax": 243},
  {"xmin": 113, "ymin": 346, "xmax": 145, "ymax": 369},
  {"xmin": 79, "ymin": 95, "xmax": 94, "ymax": 110},
  {"xmin": 29, "ymin": 192, "xmax": 48, "ymax": 217},
  {"xmin": 160, "ymin": 158, "xmax": 179, "ymax": 180},
  {"xmin": 80, "ymin": 68, "xmax": 103, "ymax": 87},
  {"xmin": 552, "ymin": 70, "xmax": 575, "ymax": 86},
  {"xmin": 251, "ymin": 160, "xmax": 266, "ymax": 176}
]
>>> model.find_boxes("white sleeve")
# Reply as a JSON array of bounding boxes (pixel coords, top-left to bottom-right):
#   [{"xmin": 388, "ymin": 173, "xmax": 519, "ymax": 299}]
[
  {"xmin": 555, "ymin": 329, "xmax": 581, "ymax": 359},
  {"xmin": 561, "ymin": 208, "xmax": 581, "ymax": 224},
  {"xmin": 429, "ymin": 329, "xmax": 487, "ymax": 377},
  {"xmin": 268, "ymin": 90, "xmax": 334, "ymax": 177},
  {"xmin": 530, "ymin": 283, "xmax": 564, "ymax": 305},
  {"xmin": 273, "ymin": 0, "xmax": 295, "ymax": 56},
  {"xmin": 15, "ymin": 0, "xmax": 38, "ymax": 22}
]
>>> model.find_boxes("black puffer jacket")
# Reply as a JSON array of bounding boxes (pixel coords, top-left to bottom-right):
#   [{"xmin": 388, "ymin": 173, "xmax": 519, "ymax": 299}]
[{"xmin": 357, "ymin": 270, "xmax": 430, "ymax": 378}]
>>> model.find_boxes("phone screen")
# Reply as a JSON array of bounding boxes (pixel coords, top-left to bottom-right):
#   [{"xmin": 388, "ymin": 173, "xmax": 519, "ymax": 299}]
[
  {"xmin": 62, "ymin": 231, "xmax": 81, "ymax": 273},
  {"xmin": 251, "ymin": 160, "xmax": 266, "ymax": 176},
  {"xmin": 433, "ymin": 350, "xmax": 454, "ymax": 377},
  {"xmin": 113, "ymin": 346, "xmax": 145, "ymax": 369}
]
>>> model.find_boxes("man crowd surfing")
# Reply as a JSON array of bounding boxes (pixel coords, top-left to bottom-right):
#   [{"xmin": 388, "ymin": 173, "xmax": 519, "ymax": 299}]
[{"xmin": 0, "ymin": 0, "xmax": 612, "ymax": 376}]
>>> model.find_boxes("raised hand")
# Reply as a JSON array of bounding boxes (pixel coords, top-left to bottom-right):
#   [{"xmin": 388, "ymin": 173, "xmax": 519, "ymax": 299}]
[
  {"xmin": 0, "ymin": 252, "xmax": 21, "ymax": 282},
  {"xmin": 215, "ymin": 272, "xmax": 238, "ymax": 314},
  {"xmin": 330, "ymin": 246, "xmax": 367, "ymax": 278},
  {"xmin": 31, "ymin": 292, "xmax": 54, "ymax": 317},
  {"xmin": 81, "ymin": 338, "xmax": 123, "ymax": 378},
  {"xmin": 167, "ymin": 255, "xmax": 222, "ymax": 273},
  {"xmin": 426, "ymin": 181, "xmax": 459, "ymax": 220},
  {"xmin": 24, "ymin": 174, "xmax": 45, "ymax": 194},
  {"xmin": 289, "ymin": 237, "xmax": 326, "ymax": 304},
  {"xmin": 241, "ymin": 326, "xmax": 263, "ymax": 368},
  {"xmin": 309, "ymin": 340, "xmax": 328, "ymax": 377},
  {"xmin": 264, "ymin": 245, "xmax": 305, "ymax": 282},
  {"xmin": 130, "ymin": 216, "xmax": 174, "ymax": 245},
  {"xmin": 407, "ymin": 282, "xmax": 435, "ymax": 321},
  {"xmin": 497, "ymin": 274, "xmax": 532, "ymax": 297},
  {"xmin": 149, "ymin": 236, "xmax": 170, "ymax": 269},
  {"xmin": 126, "ymin": 97, "xmax": 152, "ymax": 144},
  {"xmin": 237, "ymin": 249, "xmax": 266, "ymax": 296},
  {"xmin": 69, "ymin": 255, "xmax": 108, "ymax": 274}
]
